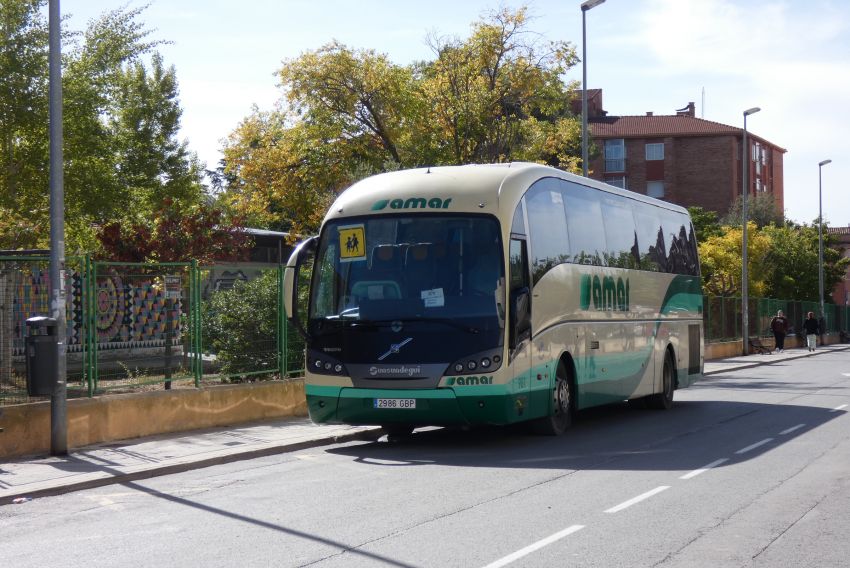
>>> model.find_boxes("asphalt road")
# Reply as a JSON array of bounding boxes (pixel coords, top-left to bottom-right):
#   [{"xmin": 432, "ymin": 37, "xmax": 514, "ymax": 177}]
[{"xmin": 2, "ymin": 352, "xmax": 849, "ymax": 568}]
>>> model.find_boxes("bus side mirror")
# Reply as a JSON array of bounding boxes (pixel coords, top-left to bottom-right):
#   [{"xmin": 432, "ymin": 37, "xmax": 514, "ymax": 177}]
[
  {"xmin": 509, "ymin": 286, "xmax": 531, "ymax": 349},
  {"xmin": 284, "ymin": 236, "xmax": 317, "ymax": 340}
]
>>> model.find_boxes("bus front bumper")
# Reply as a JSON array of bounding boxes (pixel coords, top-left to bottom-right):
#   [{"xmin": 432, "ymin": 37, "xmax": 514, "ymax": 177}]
[{"xmin": 306, "ymin": 385, "xmax": 520, "ymax": 426}]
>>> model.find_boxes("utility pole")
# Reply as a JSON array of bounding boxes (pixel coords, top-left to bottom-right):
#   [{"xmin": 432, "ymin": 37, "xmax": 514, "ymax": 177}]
[{"xmin": 49, "ymin": 0, "xmax": 67, "ymax": 455}]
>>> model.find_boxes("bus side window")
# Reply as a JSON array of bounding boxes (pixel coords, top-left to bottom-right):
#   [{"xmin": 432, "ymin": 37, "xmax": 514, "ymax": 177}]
[
  {"xmin": 526, "ymin": 178, "xmax": 571, "ymax": 283},
  {"xmin": 510, "ymin": 238, "xmax": 529, "ymax": 290},
  {"xmin": 509, "ymin": 238, "xmax": 531, "ymax": 348}
]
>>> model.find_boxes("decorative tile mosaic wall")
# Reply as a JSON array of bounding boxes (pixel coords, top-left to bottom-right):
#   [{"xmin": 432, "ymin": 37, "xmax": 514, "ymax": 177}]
[{"xmin": 10, "ymin": 267, "xmax": 182, "ymax": 354}]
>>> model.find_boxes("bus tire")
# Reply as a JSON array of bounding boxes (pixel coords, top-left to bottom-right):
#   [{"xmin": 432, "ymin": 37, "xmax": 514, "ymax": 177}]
[
  {"xmin": 532, "ymin": 361, "xmax": 572, "ymax": 436},
  {"xmin": 647, "ymin": 351, "xmax": 675, "ymax": 410}
]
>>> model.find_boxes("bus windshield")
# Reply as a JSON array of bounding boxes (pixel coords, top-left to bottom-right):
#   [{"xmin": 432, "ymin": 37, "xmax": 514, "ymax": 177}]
[{"xmin": 309, "ymin": 215, "xmax": 505, "ymax": 331}]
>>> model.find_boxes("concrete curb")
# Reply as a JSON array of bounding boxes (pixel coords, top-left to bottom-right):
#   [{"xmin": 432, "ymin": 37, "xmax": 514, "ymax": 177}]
[{"xmin": 0, "ymin": 426, "xmax": 383, "ymax": 505}]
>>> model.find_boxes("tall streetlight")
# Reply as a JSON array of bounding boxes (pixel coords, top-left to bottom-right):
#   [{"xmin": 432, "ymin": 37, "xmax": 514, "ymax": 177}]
[
  {"xmin": 581, "ymin": 0, "xmax": 605, "ymax": 177},
  {"xmin": 741, "ymin": 106, "xmax": 760, "ymax": 355},
  {"xmin": 818, "ymin": 159, "xmax": 832, "ymax": 326}
]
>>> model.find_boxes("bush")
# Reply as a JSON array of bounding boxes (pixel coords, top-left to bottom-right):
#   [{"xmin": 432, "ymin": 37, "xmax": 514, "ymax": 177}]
[{"xmin": 202, "ymin": 270, "xmax": 283, "ymax": 379}]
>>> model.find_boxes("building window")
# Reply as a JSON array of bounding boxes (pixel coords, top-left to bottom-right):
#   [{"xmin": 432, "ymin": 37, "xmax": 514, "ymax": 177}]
[
  {"xmin": 647, "ymin": 181, "xmax": 664, "ymax": 198},
  {"xmin": 756, "ymin": 179, "xmax": 762, "ymax": 192},
  {"xmin": 605, "ymin": 139, "xmax": 625, "ymax": 172},
  {"xmin": 645, "ymin": 143, "xmax": 664, "ymax": 161},
  {"xmin": 605, "ymin": 176, "xmax": 626, "ymax": 189}
]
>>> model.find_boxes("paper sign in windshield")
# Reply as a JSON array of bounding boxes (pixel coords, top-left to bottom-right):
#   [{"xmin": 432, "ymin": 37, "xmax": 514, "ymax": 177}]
[
  {"xmin": 421, "ymin": 288, "xmax": 445, "ymax": 308},
  {"xmin": 338, "ymin": 225, "xmax": 366, "ymax": 262}
]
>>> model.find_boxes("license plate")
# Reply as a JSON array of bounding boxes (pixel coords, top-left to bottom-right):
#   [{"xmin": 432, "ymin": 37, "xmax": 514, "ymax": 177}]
[{"xmin": 373, "ymin": 398, "xmax": 416, "ymax": 409}]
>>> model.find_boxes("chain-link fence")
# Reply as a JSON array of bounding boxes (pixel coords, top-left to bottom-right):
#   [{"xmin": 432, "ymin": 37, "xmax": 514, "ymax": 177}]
[
  {"xmin": 1, "ymin": 258, "xmax": 305, "ymax": 407},
  {"xmin": 0, "ymin": 255, "xmax": 90, "ymax": 406},
  {"xmin": 198, "ymin": 264, "xmax": 303, "ymax": 383},
  {"xmin": 90, "ymin": 261, "xmax": 195, "ymax": 393},
  {"xmin": 704, "ymin": 295, "xmax": 850, "ymax": 342},
  {"xmin": 8, "ymin": 257, "xmax": 850, "ymax": 407}
]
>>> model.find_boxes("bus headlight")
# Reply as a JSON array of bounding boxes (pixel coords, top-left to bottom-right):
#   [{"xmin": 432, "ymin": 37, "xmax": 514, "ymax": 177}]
[
  {"xmin": 447, "ymin": 348, "xmax": 504, "ymax": 376},
  {"xmin": 307, "ymin": 350, "xmax": 347, "ymax": 376}
]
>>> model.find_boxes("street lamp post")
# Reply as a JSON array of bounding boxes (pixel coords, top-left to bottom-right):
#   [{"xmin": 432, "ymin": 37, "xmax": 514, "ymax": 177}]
[
  {"xmin": 581, "ymin": 0, "xmax": 605, "ymax": 177},
  {"xmin": 741, "ymin": 106, "xmax": 760, "ymax": 355},
  {"xmin": 818, "ymin": 159, "xmax": 832, "ymax": 327}
]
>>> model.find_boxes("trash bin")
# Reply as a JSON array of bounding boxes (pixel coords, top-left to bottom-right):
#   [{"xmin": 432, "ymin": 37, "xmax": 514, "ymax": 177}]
[{"xmin": 25, "ymin": 316, "xmax": 58, "ymax": 397}]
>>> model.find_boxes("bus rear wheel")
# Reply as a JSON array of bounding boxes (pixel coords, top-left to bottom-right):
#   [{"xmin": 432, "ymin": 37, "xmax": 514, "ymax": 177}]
[
  {"xmin": 532, "ymin": 362, "xmax": 572, "ymax": 436},
  {"xmin": 647, "ymin": 351, "xmax": 675, "ymax": 410}
]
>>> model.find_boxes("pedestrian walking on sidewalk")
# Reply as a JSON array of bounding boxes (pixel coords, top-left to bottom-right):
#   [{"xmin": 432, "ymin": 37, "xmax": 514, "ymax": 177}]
[
  {"xmin": 770, "ymin": 310, "xmax": 789, "ymax": 351},
  {"xmin": 803, "ymin": 311, "xmax": 820, "ymax": 352}
]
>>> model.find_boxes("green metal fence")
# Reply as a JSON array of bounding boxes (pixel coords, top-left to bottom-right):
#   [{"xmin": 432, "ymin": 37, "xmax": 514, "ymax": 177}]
[
  {"xmin": 0, "ymin": 257, "xmax": 305, "ymax": 407},
  {"xmin": 90, "ymin": 261, "xmax": 196, "ymax": 393},
  {"xmin": 0, "ymin": 255, "xmax": 89, "ymax": 405},
  {"xmin": 5, "ymin": 255, "xmax": 850, "ymax": 408},
  {"xmin": 197, "ymin": 264, "xmax": 304, "ymax": 383},
  {"xmin": 704, "ymin": 295, "xmax": 850, "ymax": 342}
]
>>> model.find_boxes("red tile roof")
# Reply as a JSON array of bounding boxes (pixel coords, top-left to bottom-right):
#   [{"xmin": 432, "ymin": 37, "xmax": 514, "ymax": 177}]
[{"xmin": 589, "ymin": 114, "xmax": 786, "ymax": 151}]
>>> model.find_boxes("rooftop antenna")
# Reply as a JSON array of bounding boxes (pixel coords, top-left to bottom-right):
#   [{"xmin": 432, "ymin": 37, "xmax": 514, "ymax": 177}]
[{"xmin": 701, "ymin": 87, "xmax": 705, "ymax": 118}]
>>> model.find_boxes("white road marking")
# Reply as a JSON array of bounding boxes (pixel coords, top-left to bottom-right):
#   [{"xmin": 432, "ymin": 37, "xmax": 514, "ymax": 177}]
[
  {"xmin": 779, "ymin": 423, "xmax": 806, "ymax": 435},
  {"xmin": 842, "ymin": 373, "xmax": 850, "ymax": 377},
  {"xmin": 735, "ymin": 438, "xmax": 774, "ymax": 454},
  {"xmin": 680, "ymin": 458, "xmax": 728, "ymax": 480},
  {"xmin": 832, "ymin": 404, "xmax": 848, "ymax": 412},
  {"xmin": 604, "ymin": 486, "xmax": 670, "ymax": 514},
  {"xmin": 481, "ymin": 525, "xmax": 585, "ymax": 568}
]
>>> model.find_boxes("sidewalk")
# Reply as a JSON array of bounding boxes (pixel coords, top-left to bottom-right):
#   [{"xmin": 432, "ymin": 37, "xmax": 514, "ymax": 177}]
[
  {"xmin": 2, "ymin": 344, "xmax": 848, "ymax": 505},
  {"xmin": 703, "ymin": 342, "xmax": 849, "ymax": 375}
]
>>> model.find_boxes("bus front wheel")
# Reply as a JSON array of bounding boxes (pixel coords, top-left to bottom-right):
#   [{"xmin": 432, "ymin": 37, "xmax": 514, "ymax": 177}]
[
  {"xmin": 532, "ymin": 362, "xmax": 572, "ymax": 436},
  {"xmin": 647, "ymin": 351, "xmax": 675, "ymax": 410}
]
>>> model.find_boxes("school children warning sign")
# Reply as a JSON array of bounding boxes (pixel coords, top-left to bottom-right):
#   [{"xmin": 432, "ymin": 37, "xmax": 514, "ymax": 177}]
[{"xmin": 338, "ymin": 224, "xmax": 366, "ymax": 262}]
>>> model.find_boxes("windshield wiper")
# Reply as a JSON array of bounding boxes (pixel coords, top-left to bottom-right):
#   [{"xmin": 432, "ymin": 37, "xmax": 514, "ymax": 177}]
[{"xmin": 349, "ymin": 317, "xmax": 480, "ymax": 334}]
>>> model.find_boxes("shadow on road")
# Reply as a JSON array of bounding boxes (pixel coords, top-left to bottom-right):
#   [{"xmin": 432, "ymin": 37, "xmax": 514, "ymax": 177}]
[{"xmin": 326, "ymin": 399, "xmax": 844, "ymax": 474}]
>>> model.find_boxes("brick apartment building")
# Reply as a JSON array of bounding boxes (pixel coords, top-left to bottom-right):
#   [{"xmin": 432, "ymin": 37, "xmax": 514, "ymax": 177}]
[{"xmin": 581, "ymin": 90, "xmax": 786, "ymax": 216}]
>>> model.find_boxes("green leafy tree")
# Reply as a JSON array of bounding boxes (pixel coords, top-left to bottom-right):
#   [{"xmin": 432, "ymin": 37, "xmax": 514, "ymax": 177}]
[
  {"xmin": 698, "ymin": 222, "xmax": 772, "ymax": 297},
  {"xmin": 721, "ymin": 193, "xmax": 783, "ymax": 228},
  {"xmin": 110, "ymin": 53, "xmax": 204, "ymax": 217},
  {"xmin": 762, "ymin": 223, "xmax": 848, "ymax": 302},
  {"xmin": 222, "ymin": 5, "xmax": 582, "ymax": 235},
  {"xmin": 687, "ymin": 206, "xmax": 723, "ymax": 242},
  {"xmin": 0, "ymin": 1, "xmax": 204, "ymax": 251},
  {"xmin": 0, "ymin": 0, "xmax": 49, "ymax": 248},
  {"xmin": 420, "ymin": 6, "xmax": 579, "ymax": 166}
]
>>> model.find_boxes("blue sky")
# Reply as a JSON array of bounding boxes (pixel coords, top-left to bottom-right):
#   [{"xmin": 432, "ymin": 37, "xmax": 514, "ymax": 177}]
[{"xmin": 62, "ymin": 0, "xmax": 850, "ymax": 227}]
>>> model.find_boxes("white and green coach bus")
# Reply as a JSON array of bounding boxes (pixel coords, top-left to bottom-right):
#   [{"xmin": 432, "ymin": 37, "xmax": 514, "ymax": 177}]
[{"xmin": 284, "ymin": 163, "xmax": 703, "ymax": 436}]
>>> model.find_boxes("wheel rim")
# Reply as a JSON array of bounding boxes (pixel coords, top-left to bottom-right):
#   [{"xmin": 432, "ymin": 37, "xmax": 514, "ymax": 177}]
[{"xmin": 555, "ymin": 377, "xmax": 569, "ymax": 416}]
